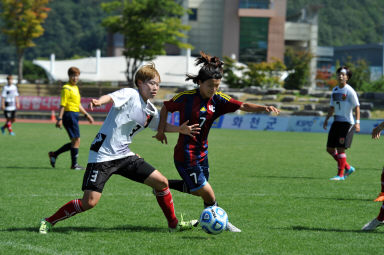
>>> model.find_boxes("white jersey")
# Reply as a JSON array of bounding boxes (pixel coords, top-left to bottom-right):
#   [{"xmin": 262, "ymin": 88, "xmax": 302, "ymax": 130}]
[
  {"xmin": 330, "ymin": 84, "xmax": 359, "ymax": 124},
  {"xmin": 1, "ymin": 84, "xmax": 19, "ymax": 111},
  {"xmin": 88, "ymin": 88, "xmax": 159, "ymax": 163}
]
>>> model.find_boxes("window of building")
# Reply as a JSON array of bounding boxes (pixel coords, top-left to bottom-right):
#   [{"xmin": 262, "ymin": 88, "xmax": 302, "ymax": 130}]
[
  {"xmin": 239, "ymin": 17, "xmax": 269, "ymax": 63},
  {"xmin": 239, "ymin": 0, "xmax": 271, "ymax": 9},
  {"xmin": 189, "ymin": 8, "xmax": 198, "ymax": 21}
]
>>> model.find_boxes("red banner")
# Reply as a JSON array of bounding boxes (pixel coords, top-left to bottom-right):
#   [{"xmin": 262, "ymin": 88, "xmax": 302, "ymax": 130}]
[{"xmin": 19, "ymin": 96, "xmax": 112, "ymax": 112}]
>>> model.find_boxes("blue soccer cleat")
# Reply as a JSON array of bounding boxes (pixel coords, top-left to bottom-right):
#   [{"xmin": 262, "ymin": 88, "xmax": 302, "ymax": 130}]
[
  {"xmin": 344, "ymin": 166, "xmax": 355, "ymax": 178},
  {"xmin": 330, "ymin": 175, "xmax": 345, "ymax": 181}
]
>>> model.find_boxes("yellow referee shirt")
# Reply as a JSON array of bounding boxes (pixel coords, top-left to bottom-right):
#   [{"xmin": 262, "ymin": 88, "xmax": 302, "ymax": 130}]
[{"xmin": 60, "ymin": 83, "xmax": 81, "ymax": 112}]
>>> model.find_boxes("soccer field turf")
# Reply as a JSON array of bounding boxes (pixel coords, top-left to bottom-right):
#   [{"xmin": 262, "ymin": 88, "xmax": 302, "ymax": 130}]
[{"xmin": 1, "ymin": 122, "xmax": 384, "ymax": 254}]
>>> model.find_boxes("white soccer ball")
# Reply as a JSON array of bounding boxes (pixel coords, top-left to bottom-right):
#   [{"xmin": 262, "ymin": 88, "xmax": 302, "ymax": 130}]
[{"xmin": 199, "ymin": 206, "xmax": 228, "ymax": 235}]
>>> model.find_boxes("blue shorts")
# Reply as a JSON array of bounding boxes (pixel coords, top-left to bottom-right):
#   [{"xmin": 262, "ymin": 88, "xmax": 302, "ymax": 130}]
[
  {"xmin": 63, "ymin": 111, "xmax": 80, "ymax": 139},
  {"xmin": 175, "ymin": 158, "xmax": 209, "ymax": 192}
]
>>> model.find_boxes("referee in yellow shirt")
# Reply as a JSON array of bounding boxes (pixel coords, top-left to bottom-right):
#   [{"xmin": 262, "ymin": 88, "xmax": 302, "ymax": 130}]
[{"xmin": 48, "ymin": 67, "xmax": 94, "ymax": 170}]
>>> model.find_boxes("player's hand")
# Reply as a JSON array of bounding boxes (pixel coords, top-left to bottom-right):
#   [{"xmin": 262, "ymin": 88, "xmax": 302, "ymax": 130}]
[
  {"xmin": 89, "ymin": 99, "xmax": 100, "ymax": 111},
  {"xmin": 153, "ymin": 132, "xmax": 168, "ymax": 144},
  {"xmin": 372, "ymin": 126, "xmax": 383, "ymax": 139},
  {"xmin": 323, "ymin": 119, "xmax": 328, "ymax": 130},
  {"xmin": 86, "ymin": 114, "xmax": 94, "ymax": 124},
  {"xmin": 55, "ymin": 120, "xmax": 62, "ymax": 129},
  {"xmin": 355, "ymin": 123, "xmax": 360, "ymax": 133},
  {"xmin": 179, "ymin": 120, "xmax": 200, "ymax": 138},
  {"xmin": 265, "ymin": 106, "xmax": 280, "ymax": 115}
]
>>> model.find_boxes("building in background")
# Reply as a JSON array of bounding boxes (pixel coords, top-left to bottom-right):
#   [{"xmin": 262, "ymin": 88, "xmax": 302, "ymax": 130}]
[
  {"xmin": 72, "ymin": 0, "xmax": 322, "ymax": 87},
  {"xmin": 334, "ymin": 44, "xmax": 383, "ymax": 81}
]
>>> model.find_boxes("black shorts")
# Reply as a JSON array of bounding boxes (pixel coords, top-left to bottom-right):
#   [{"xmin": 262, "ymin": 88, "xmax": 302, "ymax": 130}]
[
  {"xmin": 82, "ymin": 155, "xmax": 156, "ymax": 193},
  {"xmin": 4, "ymin": 110, "xmax": 16, "ymax": 119},
  {"xmin": 327, "ymin": 121, "xmax": 355, "ymax": 148}
]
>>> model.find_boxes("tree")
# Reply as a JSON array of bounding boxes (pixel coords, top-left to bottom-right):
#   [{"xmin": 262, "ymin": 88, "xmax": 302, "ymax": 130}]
[
  {"xmin": 102, "ymin": 0, "xmax": 191, "ymax": 86},
  {"xmin": 284, "ymin": 48, "xmax": 313, "ymax": 89},
  {"xmin": 245, "ymin": 59, "xmax": 286, "ymax": 88},
  {"xmin": 343, "ymin": 57, "xmax": 370, "ymax": 91},
  {"xmin": 0, "ymin": 0, "xmax": 50, "ymax": 84},
  {"xmin": 223, "ymin": 56, "xmax": 246, "ymax": 88}
]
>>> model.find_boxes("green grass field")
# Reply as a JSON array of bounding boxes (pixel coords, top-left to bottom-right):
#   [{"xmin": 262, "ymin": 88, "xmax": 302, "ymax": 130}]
[{"xmin": 1, "ymin": 122, "xmax": 384, "ymax": 254}]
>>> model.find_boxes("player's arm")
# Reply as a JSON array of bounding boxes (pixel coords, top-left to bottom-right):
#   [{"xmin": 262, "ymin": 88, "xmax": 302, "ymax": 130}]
[
  {"xmin": 239, "ymin": 102, "xmax": 280, "ymax": 114},
  {"xmin": 323, "ymin": 106, "xmax": 335, "ymax": 130},
  {"xmin": 1, "ymin": 97, "xmax": 4, "ymax": 110},
  {"xmin": 79, "ymin": 103, "xmax": 94, "ymax": 124},
  {"xmin": 354, "ymin": 106, "xmax": 360, "ymax": 133},
  {"xmin": 153, "ymin": 105, "xmax": 169, "ymax": 144},
  {"xmin": 89, "ymin": 95, "xmax": 113, "ymax": 110},
  {"xmin": 164, "ymin": 121, "xmax": 200, "ymax": 136},
  {"xmin": 56, "ymin": 106, "xmax": 65, "ymax": 128},
  {"xmin": 15, "ymin": 96, "xmax": 20, "ymax": 109},
  {"xmin": 372, "ymin": 121, "xmax": 384, "ymax": 139}
]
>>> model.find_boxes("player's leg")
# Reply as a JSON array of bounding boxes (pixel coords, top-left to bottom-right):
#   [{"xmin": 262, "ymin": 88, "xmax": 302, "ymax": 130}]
[
  {"xmin": 362, "ymin": 203, "xmax": 384, "ymax": 231},
  {"xmin": 328, "ymin": 122, "xmax": 350, "ymax": 180},
  {"xmin": 49, "ymin": 143, "xmax": 71, "ymax": 168},
  {"xmin": 40, "ymin": 162, "xmax": 110, "ymax": 234},
  {"xmin": 144, "ymin": 169, "xmax": 180, "ymax": 228},
  {"xmin": 119, "ymin": 156, "xmax": 196, "ymax": 231},
  {"xmin": 7, "ymin": 112, "xmax": 16, "ymax": 135},
  {"xmin": 326, "ymin": 123, "xmax": 343, "ymax": 179},
  {"xmin": 343, "ymin": 125, "xmax": 356, "ymax": 177},
  {"xmin": 70, "ymin": 137, "xmax": 83, "ymax": 170},
  {"xmin": 64, "ymin": 112, "xmax": 83, "ymax": 170},
  {"xmin": 374, "ymin": 167, "xmax": 384, "ymax": 202},
  {"xmin": 326, "ymin": 147, "xmax": 338, "ymax": 163},
  {"xmin": 39, "ymin": 190, "xmax": 101, "ymax": 234}
]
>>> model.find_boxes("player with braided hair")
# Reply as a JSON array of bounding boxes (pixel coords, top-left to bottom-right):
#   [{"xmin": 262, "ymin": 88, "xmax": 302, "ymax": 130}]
[{"xmin": 154, "ymin": 51, "xmax": 279, "ymax": 232}]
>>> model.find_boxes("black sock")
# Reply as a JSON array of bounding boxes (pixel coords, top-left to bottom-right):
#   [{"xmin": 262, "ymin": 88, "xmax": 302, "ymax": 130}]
[
  {"xmin": 204, "ymin": 201, "xmax": 218, "ymax": 208},
  {"xmin": 70, "ymin": 147, "xmax": 79, "ymax": 166},
  {"xmin": 54, "ymin": 143, "xmax": 71, "ymax": 157},
  {"xmin": 168, "ymin": 180, "xmax": 190, "ymax": 193}
]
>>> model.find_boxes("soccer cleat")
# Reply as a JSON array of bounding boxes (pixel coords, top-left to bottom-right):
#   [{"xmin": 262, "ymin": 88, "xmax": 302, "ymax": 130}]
[
  {"xmin": 361, "ymin": 218, "xmax": 384, "ymax": 231},
  {"xmin": 1, "ymin": 127, "xmax": 4, "ymax": 135},
  {"xmin": 169, "ymin": 215, "xmax": 199, "ymax": 232},
  {"xmin": 39, "ymin": 219, "xmax": 52, "ymax": 234},
  {"xmin": 374, "ymin": 192, "xmax": 384, "ymax": 202},
  {"xmin": 344, "ymin": 166, "xmax": 355, "ymax": 178},
  {"xmin": 71, "ymin": 164, "xmax": 85, "ymax": 170},
  {"xmin": 330, "ymin": 175, "xmax": 345, "ymax": 181},
  {"xmin": 48, "ymin": 152, "xmax": 56, "ymax": 168},
  {"xmin": 226, "ymin": 221, "xmax": 241, "ymax": 232},
  {"xmin": 9, "ymin": 132, "xmax": 15, "ymax": 136}
]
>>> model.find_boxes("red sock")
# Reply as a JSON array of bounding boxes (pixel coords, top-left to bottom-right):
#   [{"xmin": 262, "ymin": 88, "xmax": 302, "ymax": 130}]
[
  {"xmin": 46, "ymin": 199, "xmax": 84, "ymax": 225},
  {"xmin": 337, "ymin": 153, "xmax": 347, "ymax": 177},
  {"xmin": 378, "ymin": 204, "xmax": 384, "ymax": 221},
  {"xmin": 380, "ymin": 168, "xmax": 384, "ymax": 193},
  {"xmin": 154, "ymin": 187, "xmax": 178, "ymax": 228},
  {"xmin": 6, "ymin": 121, "xmax": 12, "ymax": 133}
]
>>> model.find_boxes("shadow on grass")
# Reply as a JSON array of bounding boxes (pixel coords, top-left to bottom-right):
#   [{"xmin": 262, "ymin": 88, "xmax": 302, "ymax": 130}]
[
  {"xmin": 282, "ymin": 225, "xmax": 383, "ymax": 234},
  {"xmin": 251, "ymin": 175, "xmax": 323, "ymax": 180},
  {"xmin": 2, "ymin": 165, "xmax": 62, "ymax": 170},
  {"xmin": 292, "ymin": 195, "xmax": 372, "ymax": 202},
  {"xmin": 2, "ymin": 224, "xmax": 166, "ymax": 234}
]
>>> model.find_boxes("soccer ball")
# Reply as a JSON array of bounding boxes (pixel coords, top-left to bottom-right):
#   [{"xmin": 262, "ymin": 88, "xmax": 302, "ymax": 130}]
[{"xmin": 199, "ymin": 206, "xmax": 228, "ymax": 235}]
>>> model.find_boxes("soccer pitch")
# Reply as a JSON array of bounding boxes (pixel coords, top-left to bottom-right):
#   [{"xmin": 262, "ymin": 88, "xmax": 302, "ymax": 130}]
[{"xmin": 1, "ymin": 122, "xmax": 384, "ymax": 254}]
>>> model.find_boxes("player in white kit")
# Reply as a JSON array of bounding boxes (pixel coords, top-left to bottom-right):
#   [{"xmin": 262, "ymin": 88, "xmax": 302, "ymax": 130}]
[
  {"xmin": 323, "ymin": 66, "xmax": 360, "ymax": 181},
  {"xmin": 1, "ymin": 75, "xmax": 19, "ymax": 136}
]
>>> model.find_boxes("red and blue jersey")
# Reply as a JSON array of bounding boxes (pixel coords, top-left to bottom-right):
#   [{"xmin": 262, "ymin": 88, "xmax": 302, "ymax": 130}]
[{"xmin": 164, "ymin": 89, "xmax": 242, "ymax": 165}]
